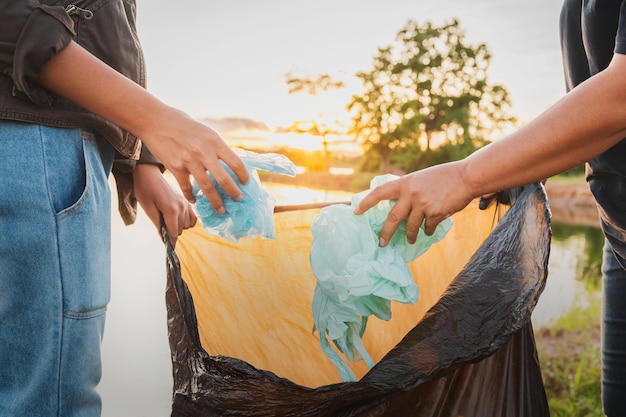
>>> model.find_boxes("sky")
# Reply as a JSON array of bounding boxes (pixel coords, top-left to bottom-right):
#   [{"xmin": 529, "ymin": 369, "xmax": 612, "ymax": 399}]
[{"xmin": 135, "ymin": 0, "xmax": 566, "ymax": 146}]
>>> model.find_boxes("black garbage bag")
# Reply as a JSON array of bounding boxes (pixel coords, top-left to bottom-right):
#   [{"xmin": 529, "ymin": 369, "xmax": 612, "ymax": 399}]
[{"xmin": 162, "ymin": 182, "xmax": 551, "ymax": 417}]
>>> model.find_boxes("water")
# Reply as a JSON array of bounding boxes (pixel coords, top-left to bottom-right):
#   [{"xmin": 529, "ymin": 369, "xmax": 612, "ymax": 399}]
[
  {"xmin": 99, "ymin": 182, "xmax": 603, "ymax": 416},
  {"xmin": 100, "ymin": 208, "xmax": 172, "ymax": 417},
  {"xmin": 532, "ymin": 222, "xmax": 603, "ymax": 328}
]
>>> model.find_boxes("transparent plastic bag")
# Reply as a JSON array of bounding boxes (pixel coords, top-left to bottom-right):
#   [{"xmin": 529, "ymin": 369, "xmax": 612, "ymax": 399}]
[
  {"xmin": 310, "ymin": 174, "xmax": 453, "ymax": 381},
  {"xmin": 192, "ymin": 149, "xmax": 297, "ymax": 242}
]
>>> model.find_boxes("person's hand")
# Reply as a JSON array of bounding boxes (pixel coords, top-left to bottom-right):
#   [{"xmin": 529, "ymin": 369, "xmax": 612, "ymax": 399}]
[
  {"xmin": 133, "ymin": 163, "xmax": 197, "ymax": 246},
  {"xmin": 353, "ymin": 161, "xmax": 475, "ymax": 246},
  {"xmin": 135, "ymin": 107, "xmax": 250, "ymax": 214}
]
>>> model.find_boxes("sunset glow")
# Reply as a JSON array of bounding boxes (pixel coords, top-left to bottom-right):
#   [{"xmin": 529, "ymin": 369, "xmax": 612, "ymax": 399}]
[{"xmin": 220, "ymin": 125, "xmax": 363, "ymax": 156}]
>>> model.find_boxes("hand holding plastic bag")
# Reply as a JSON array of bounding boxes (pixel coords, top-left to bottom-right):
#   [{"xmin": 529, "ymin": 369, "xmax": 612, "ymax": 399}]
[
  {"xmin": 192, "ymin": 149, "xmax": 297, "ymax": 242},
  {"xmin": 310, "ymin": 174, "xmax": 453, "ymax": 381}
]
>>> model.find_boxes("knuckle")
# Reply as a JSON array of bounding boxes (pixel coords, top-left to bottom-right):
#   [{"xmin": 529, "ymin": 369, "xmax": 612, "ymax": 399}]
[
  {"xmin": 229, "ymin": 158, "xmax": 246, "ymax": 173},
  {"xmin": 370, "ymin": 185, "xmax": 384, "ymax": 198},
  {"xmin": 387, "ymin": 211, "xmax": 400, "ymax": 224},
  {"xmin": 200, "ymin": 178, "xmax": 215, "ymax": 189},
  {"xmin": 211, "ymin": 172, "xmax": 231, "ymax": 186}
]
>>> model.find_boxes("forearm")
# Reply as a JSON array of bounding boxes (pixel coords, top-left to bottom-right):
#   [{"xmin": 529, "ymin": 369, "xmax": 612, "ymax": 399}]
[
  {"xmin": 462, "ymin": 54, "xmax": 626, "ymax": 197},
  {"xmin": 38, "ymin": 40, "xmax": 169, "ymax": 142}
]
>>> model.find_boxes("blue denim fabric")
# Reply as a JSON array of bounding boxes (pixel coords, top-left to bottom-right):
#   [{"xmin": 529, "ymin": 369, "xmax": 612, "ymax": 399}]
[
  {"xmin": 602, "ymin": 239, "xmax": 626, "ymax": 416},
  {"xmin": 0, "ymin": 121, "xmax": 114, "ymax": 417}
]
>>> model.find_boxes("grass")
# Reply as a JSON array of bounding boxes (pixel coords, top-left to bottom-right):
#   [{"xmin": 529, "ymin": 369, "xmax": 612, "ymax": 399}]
[
  {"xmin": 549, "ymin": 170, "xmax": 586, "ymax": 184},
  {"xmin": 535, "ymin": 294, "xmax": 603, "ymax": 416}
]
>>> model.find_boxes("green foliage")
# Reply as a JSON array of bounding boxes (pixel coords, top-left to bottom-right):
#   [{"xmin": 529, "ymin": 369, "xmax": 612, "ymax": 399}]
[
  {"xmin": 550, "ymin": 170, "xmax": 586, "ymax": 184},
  {"xmin": 538, "ymin": 318, "xmax": 602, "ymax": 416},
  {"xmin": 348, "ymin": 19, "xmax": 516, "ymax": 173},
  {"xmin": 359, "ymin": 150, "xmax": 382, "ymax": 173},
  {"xmin": 543, "ymin": 347, "xmax": 602, "ymax": 417},
  {"xmin": 537, "ymin": 269, "xmax": 603, "ymax": 416},
  {"xmin": 557, "ymin": 164, "xmax": 586, "ymax": 179}
]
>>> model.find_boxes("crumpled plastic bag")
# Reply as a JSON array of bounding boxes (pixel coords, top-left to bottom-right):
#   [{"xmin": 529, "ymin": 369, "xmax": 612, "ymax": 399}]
[
  {"xmin": 192, "ymin": 149, "xmax": 297, "ymax": 242},
  {"xmin": 310, "ymin": 174, "xmax": 453, "ymax": 381}
]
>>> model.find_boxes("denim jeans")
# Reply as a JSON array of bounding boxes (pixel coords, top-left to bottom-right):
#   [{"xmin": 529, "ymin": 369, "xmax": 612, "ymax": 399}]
[
  {"xmin": 0, "ymin": 121, "xmax": 114, "ymax": 416},
  {"xmin": 602, "ymin": 239, "xmax": 626, "ymax": 416}
]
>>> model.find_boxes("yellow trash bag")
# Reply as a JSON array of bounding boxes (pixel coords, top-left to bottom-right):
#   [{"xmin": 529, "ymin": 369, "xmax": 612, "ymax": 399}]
[
  {"xmin": 176, "ymin": 194, "xmax": 502, "ymax": 387},
  {"xmin": 166, "ymin": 184, "xmax": 550, "ymax": 416}
]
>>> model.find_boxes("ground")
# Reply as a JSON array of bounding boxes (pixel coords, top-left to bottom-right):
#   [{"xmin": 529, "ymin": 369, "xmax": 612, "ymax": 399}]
[{"xmin": 535, "ymin": 323, "xmax": 600, "ymax": 361}]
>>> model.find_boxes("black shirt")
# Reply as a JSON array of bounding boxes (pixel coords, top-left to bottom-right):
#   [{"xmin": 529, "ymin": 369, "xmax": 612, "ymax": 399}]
[{"xmin": 561, "ymin": 0, "xmax": 626, "ymax": 267}]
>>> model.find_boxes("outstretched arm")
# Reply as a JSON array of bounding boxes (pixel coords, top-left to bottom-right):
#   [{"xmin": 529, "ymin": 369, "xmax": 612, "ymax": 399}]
[
  {"xmin": 355, "ymin": 53, "xmax": 626, "ymax": 246},
  {"xmin": 38, "ymin": 40, "xmax": 249, "ymax": 213}
]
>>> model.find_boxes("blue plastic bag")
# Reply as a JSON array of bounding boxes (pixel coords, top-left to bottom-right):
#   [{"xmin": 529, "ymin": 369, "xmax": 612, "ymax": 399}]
[
  {"xmin": 192, "ymin": 149, "xmax": 297, "ymax": 242},
  {"xmin": 310, "ymin": 174, "xmax": 453, "ymax": 381}
]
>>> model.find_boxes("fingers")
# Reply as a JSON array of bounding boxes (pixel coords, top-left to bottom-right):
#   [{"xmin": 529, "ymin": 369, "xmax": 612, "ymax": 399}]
[
  {"xmin": 377, "ymin": 198, "xmax": 412, "ymax": 247},
  {"xmin": 151, "ymin": 120, "xmax": 248, "ymax": 213},
  {"xmin": 174, "ymin": 158, "xmax": 245, "ymax": 215},
  {"xmin": 378, "ymin": 206, "xmax": 447, "ymax": 246},
  {"xmin": 221, "ymin": 151, "xmax": 250, "ymax": 186},
  {"xmin": 423, "ymin": 214, "xmax": 447, "ymax": 237},
  {"xmin": 174, "ymin": 172, "xmax": 195, "ymax": 204},
  {"xmin": 405, "ymin": 209, "xmax": 424, "ymax": 245},
  {"xmin": 203, "ymin": 159, "xmax": 244, "ymax": 202},
  {"xmin": 161, "ymin": 201, "xmax": 197, "ymax": 248},
  {"xmin": 354, "ymin": 180, "xmax": 406, "ymax": 247},
  {"xmin": 189, "ymin": 167, "xmax": 226, "ymax": 214},
  {"xmin": 353, "ymin": 175, "xmax": 449, "ymax": 246},
  {"xmin": 353, "ymin": 180, "xmax": 400, "ymax": 215}
]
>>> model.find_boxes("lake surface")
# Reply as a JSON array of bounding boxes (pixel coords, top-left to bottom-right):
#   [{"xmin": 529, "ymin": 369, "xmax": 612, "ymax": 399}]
[
  {"xmin": 99, "ymin": 182, "xmax": 603, "ymax": 416},
  {"xmin": 533, "ymin": 222, "xmax": 603, "ymax": 327}
]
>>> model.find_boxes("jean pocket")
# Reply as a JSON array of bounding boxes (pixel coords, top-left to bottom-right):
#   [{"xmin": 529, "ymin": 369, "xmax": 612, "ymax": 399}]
[
  {"xmin": 42, "ymin": 128, "xmax": 89, "ymax": 216},
  {"xmin": 43, "ymin": 128, "xmax": 113, "ymax": 315}
]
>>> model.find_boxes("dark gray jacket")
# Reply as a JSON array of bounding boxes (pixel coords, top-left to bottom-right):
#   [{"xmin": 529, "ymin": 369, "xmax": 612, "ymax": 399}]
[{"xmin": 0, "ymin": 0, "xmax": 158, "ymax": 224}]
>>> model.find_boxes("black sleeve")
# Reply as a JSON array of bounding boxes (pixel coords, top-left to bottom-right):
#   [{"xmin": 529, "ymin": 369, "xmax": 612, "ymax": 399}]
[{"xmin": 616, "ymin": 1, "xmax": 626, "ymax": 55}]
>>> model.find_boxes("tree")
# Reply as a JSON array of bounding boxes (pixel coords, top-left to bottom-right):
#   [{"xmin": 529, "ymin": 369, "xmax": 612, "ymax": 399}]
[{"xmin": 348, "ymin": 19, "xmax": 516, "ymax": 173}]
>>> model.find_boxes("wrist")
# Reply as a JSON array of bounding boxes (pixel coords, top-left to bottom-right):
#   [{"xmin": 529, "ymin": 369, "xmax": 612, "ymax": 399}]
[
  {"xmin": 456, "ymin": 154, "xmax": 486, "ymax": 200},
  {"xmin": 132, "ymin": 162, "xmax": 161, "ymax": 179}
]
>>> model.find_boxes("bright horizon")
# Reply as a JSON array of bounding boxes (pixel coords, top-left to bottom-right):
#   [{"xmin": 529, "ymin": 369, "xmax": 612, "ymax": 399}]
[{"xmin": 136, "ymin": 0, "xmax": 565, "ymax": 151}]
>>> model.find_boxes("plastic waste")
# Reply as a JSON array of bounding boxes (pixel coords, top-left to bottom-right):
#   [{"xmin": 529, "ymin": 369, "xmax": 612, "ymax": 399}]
[
  {"xmin": 310, "ymin": 174, "xmax": 453, "ymax": 381},
  {"xmin": 163, "ymin": 182, "xmax": 552, "ymax": 417},
  {"xmin": 192, "ymin": 149, "xmax": 297, "ymax": 242}
]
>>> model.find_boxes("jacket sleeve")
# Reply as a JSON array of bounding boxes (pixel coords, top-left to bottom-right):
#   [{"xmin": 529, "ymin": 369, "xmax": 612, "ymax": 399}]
[
  {"xmin": 111, "ymin": 143, "xmax": 165, "ymax": 226},
  {"xmin": 0, "ymin": 1, "xmax": 75, "ymax": 105}
]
